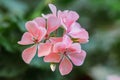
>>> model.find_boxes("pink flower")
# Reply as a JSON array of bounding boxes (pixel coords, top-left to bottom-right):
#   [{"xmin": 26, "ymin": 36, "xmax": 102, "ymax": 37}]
[
  {"xmin": 44, "ymin": 35, "xmax": 86, "ymax": 75},
  {"xmin": 107, "ymin": 75, "xmax": 120, "ymax": 80},
  {"xmin": 43, "ymin": 4, "xmax": 89, "ymax": 43},
  {"xmin": 68, "ymin": 22, "xmax": 89, "ymax": 43},
  {"xmin": 42, "ymin": 4, "xmax": 79, "ymax": 30},
  {"xmin": 18, "ymin": 16, "xmax": 60, "ymax": 64},
  {"xmin": 18, "ymin": 21, "xmax": 48, "ymax": 64}
]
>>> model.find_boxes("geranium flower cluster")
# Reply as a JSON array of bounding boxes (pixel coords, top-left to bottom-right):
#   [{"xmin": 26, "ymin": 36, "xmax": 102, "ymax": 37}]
[{"xmin": 18, "ymin": 4, "xmax": 89, "ymax": 75}]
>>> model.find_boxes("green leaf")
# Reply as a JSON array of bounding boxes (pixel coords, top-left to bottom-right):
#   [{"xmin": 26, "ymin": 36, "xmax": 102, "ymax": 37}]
[{"xmin": 0, "ymin": 34, "xmax": 13, "ymax": 52}]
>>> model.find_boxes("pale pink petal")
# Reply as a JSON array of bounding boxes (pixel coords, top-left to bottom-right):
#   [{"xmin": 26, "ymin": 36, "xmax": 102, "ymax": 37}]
[
  {"xmin": 18, "ymin": 32, "xmax": 34, "ymax": 45},
  {"xmin": 49, "ymin": 37, "xmax": 62, "ymax": 44},
  {"xmin": 65, "ymin": 11, "xmax": 79, "ymax": 27},
  {"xmin": 68, "ymin": 50, "xmax": 86, "ymax": 66},
  {"xmin": 68, "ymin": 11, "xmax": 79, "ymax": 22},
  {"xmin": 49, "ymin": 4, "xmax": 57, "ymax": 16},
  {"xmin": 53, "ymin": 42, "xmax": 66, "ymax": 53},
  {"xmin": 68, "ymin": 22, "xmax": 81, "ymax": 33},
  {"xmin": 61, "ymin": 20, "xmax": 68, "ymax": 31},
  {"xmin": 59, "ymin": 57, "xmax": 73, "ymax": 75},
  {"xmin": 53, "ymin": 35, "xmax": 72, "ymax": 52},
  {"xmin": 78, "ymin": 39, "xmax": 89, "ymax": 43},
  {"xmin": 68, "ymin": 23, "xmax": 89, "ymax": 43},
  {"xmin": 38, "ymin": 43, "xmax": 52, "ymax": 57},
  {"xmin": 47, "ymin": 16, "xmax": 60, "ymax": 34},
  {"xmin": 58, "ymin": 11, "xmax": 79, "ymax": 28},
  {"xmin": 62, "ymin": 35, "xmax": 72, "ymax": 48},
  {"xmin": 58, "ymin": 10, "xmax": 68, "ymax": 31},
  {"xmin": 44, "ymin": 53, "xmax": 61, "ymax": 63},
  {"xmin": 69, "ymin": 27, "xmax": 88, "ymax": 39},
  {"xmin": 68, "ymin": 43, "xmax": 81, "ymax": 53},
  {"xmin": 58, "ymin": 10, "xmax": 62, "ymax": 19},
  {"xmin": 25, "ymin": 21, "xmax": 39, "ymax": 36},
  {"xmin": 77, "ymin": 28, "xmax": 89, "ymax": 43},
  {"xmin": 37, "ymin": 27, "xmax": 47, "ymax": 42},
  {"xmin": 22, "ymin": 45, "xmax": 37, "ymax": 64},
  {"xmin": 34, "ymin": 17, "xmax": 46, "ymax": 28}
]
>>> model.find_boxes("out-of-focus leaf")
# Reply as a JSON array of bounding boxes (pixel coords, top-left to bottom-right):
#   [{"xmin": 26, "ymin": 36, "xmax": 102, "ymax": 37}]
[
  {"xmin": 0, "ymin": 34, "xmax": 13, "ymax": 52},
  {"xmin": 0, "ymin": 0, "xmax": 28, "ymax": 17},
  {"xmin": 30, "ymin": 0, "xmax": 45, "ymax": 19},
  {"xmin": 84, "ymin": 22, "xmax": 120, "ymax": 53},
  {"xmin": 0, "ymin": 50, "xmax": 28, "ymax": 78}
]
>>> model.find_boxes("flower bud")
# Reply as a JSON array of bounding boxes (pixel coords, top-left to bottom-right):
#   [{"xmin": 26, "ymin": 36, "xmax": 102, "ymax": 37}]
[{"xmin": 50, "ymin": 63, "xmax": 56, "ymax": 72}]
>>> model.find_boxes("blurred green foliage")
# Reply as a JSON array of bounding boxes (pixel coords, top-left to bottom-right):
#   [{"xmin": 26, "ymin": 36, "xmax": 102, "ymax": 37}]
[{"xmin": 0, "ymin": 0, "xmax": 120, "ymax": 80}]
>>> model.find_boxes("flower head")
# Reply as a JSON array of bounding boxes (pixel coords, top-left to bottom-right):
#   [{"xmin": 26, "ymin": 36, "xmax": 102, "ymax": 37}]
[
  {"xmin": 18, "ymin": 4, "xmax": 89, "ymax": 75},
  {"xmin": 18, "ymin": 15, "xmax": 61, "ymax": 62},
  {"xmin": 18, "ymin": 20, "xmax": 47, "ymax": 63},
  {"xmin": 44, "ymin": 35, "xmax": 86, "ymax": 75},
  {"xmin": 43, "ymin": 4, "xmax": 89, "ymax": 43}
]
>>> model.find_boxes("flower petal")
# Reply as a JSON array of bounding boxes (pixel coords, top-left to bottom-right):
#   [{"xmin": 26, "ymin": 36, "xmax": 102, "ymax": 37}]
[
  {"xmin": 42, "ymin": 13, "xmax": 53, "ymax": 19},
  {"xmin": 59, "ymin": 57, "xmax": 73, "ymax": 75},
  {"xmin": 38, "ymin": 43, "xmax": 52, "ymax": 57},
  {"xmin": 68, "ymin": 43, "xmax": 81, "ymax": 53},
  {"xmin": 68, "ymin": 22, "xmax": 81, "ymax": 34},
  {"xmin": 62, "ymin": 35, "xmax": 72, "ymax": 48},
  {"xmin": 44, "ymin": 53, "xmax": 61, "ymax": 63},
  {"xmin": 47, "ymin": 16, "xmax": 60, "ymax": 34},
  {"xmin": 68, "ymin": 11, "xmax": 79, "ymax": 22},
  {"xmin": 49, "ymin": 4, "xmax": 57, "ymax": 16},
  {"xmin": 25, "ymin": 21, "xmax": 39, "ymax": 36},
  {"xmin": 69, "ymin": 23, "xmax": 89, "ymax": 43},
  {"xmin": 49, "ymin": 37, "xmax": 62, "ymax": 44},
  {"xmin": 53, "ymin": 42, "xmax": 66, "ymax": 53},
  {"xmin": 25, "ymin": 21, "xmax": 47, "ymax": 41},
  {"xmin": 34, "ymin": 17, "xmax": 46, "ymax": 28},
  {"xmin": 58, "ymin": 11, "xmax": 79, "ymax": 28},
  {"xmin": 68, "ymin": 50, "xmax": 86, "ymax": 66},
  {"xmin": 53, "ymin": 35, "xmax": 72, "ymax": 53},
  {"xmin": 22, "ymin": 45, "xmax": 37, "ymax": 64},
  {"xmin": 37, "ymin": 27, "xmax": 47, "ymax": 42},
  {"xmin": 58, "ymin": 10, "xmax": 68, "ymax": 30},
  {"xmin": 18, "ymin": 32, "xmax": 34, "ymax": 45},
  {"xmin": 77, "ymin": 28, "xmax": 89, "ymax": 43},
  {"xmin": 66, "ymin": 11, "xmax": 79, "ymax": 27}
]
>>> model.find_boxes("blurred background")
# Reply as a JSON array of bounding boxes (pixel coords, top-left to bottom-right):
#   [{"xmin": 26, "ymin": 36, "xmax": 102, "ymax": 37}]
[{"xmin": 0, "ymin": 0, "xmax": 120, "ymax": 80}]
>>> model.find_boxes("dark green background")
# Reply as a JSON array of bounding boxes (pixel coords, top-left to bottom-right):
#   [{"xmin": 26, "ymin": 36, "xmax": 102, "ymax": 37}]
[{"xmin": 0, "ymin": 0, "xmax": 120, "ymax": 80}]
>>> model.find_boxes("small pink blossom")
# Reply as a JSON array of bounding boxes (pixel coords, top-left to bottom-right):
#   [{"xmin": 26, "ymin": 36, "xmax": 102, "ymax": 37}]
[
  {"xmin": 18, "ymin": 16, "xmax": 60, "ymax": 63},
  {"xmin": 44, "ymin": 35, "xmax": 86, "ymax": 75},
  {"xmin": 107, "ymin": 75, "xmax": 120, "ymax": 80},
  {"xmin": 18, "ymin": 21, "xmax": 48, "ymax": 64}
]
